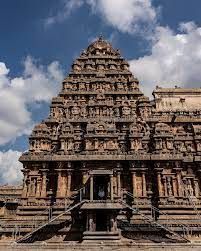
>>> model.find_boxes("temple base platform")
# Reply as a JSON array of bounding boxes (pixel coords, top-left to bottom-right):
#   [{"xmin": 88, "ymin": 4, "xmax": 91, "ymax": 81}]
[{"xmin": 1, "ymin": 241, "xmax": 201, "ymax": 251}]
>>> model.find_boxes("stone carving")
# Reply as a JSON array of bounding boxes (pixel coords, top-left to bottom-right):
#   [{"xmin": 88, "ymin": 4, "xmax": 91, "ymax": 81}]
[
  {"xmin": 122, "ymin": 106, "xmax": 131, "ymax": 116},
  {"xmin": 2, "ymin": 37, "xmax": 201, "ymax": 243},
  {"xmin": 71, "ymin": 104, "xmax": 80, "ymax": 116},
  {"xmin": 167, "ymin": 177, "xmax": 173, "ymax": 197}
]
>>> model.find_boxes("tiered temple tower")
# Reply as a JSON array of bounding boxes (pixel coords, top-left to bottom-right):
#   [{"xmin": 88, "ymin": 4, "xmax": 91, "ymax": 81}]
[{"xmin": 1, "ymin": 37, "xmax": 201, "ymax": 243}]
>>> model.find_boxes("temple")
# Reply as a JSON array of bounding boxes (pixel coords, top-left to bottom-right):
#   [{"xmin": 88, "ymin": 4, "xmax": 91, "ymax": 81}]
[{"xmin": 1, "ymin": 37, "xmax": 201, "ymax": 244}]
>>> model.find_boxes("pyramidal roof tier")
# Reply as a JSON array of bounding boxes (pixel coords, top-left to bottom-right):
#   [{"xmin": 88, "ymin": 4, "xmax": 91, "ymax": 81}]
[
  {"xmin": 86, "ymin": 36, "xmax": 120, "ymax": 56},
  {"xmin": 20, "ymin": 38, "xmax": 153, "ymax": 160},
  {"xmin": 62, "ymin": 37, "xmax": 141, "ymax": 93}
]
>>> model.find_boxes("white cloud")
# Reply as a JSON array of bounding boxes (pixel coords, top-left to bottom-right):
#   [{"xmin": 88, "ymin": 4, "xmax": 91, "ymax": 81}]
[
  {"xmin": 0, "ymin": 62, "xmax": 9, "ymax": 75},
  {"xmin": 129, "ymin": 22, "xmax": 201, "ymax": 97},
  {"xmin": 0, "ymin": 150, "xmax": 23, "ymax": 185},
  {"xmin": 87, "ymin": 0, "xmax": 158, "ymax": 34},
  {"xmin": 45, "ymin": 0, "xmax": 84, "ymax": 26},
  {"xmin": 45, "ymin": 0, "xmax": 158, "ymax": 34},
  {"xmin": 0, "ymin": 57, "xmax": 64, "ymax": 145}
]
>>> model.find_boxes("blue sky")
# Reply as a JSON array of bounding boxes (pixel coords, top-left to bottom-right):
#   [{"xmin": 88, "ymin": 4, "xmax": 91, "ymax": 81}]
[{"xmin": 0, "ymin": 0, "xmax": 201, "ymax": 184}]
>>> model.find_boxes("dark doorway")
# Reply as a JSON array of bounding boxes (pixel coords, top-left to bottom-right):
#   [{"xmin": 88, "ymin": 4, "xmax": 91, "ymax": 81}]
[
  {"xmin": 94, "ymin": 176, "xmax": 109, "ymax": 200},
  {"xmin": 96, "ymin": 211, "xmax": 108, "ymax": 231}
]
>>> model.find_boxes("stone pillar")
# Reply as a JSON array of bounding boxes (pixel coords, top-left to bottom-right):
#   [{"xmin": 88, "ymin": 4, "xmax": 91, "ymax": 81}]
[
  {"xmin": 156, "ymin": 171, "xmax": 163, "ymax": 197},
  {"xmin": 110, "ymin": 174, "xmax": 114, "ymax": 201},
  {"xmin": 61, "ymin": 140, "xmax": 65, "ymax": 151},
  {"xmin": 90, "ymin": 175, "xmax": 94, "ymax": 201},
  {"xmin": 63, "ymin": 172, "xmax": 67, "ymax": 197},
  {"xmin": 162, "ymin": 177, "xmax": 168, "ymax": 197},
  {"xmin": 167, "ymin": 176, "xmax": 173, "ymax": 197},
  {"xmin": 132, "ymin": 172, "xmax": 137, "ymax": 198},
  {"xmin": 186, "ymin": 178, "xmax": 194, "ymax": 197},
  {"xmin": 89, "ymin": 213, "xmax": 95, "ymax": 232},
  {"xmin": 176, "ymin": 170, "xmax": 183, "ymax": 197},
  {"xmin": 41, "ymin": 170, "xmax": 47, "ymax": 197},
  {"xmin": 26, "ymin": 178, "xmax": 31, "ymax": 197},
  {"xmin": 82, "ymin": 170, "xmax": 89, "ymax": 195},
  {"xmin": 81, "ymin": 163, "xmax": 88, "ymax": 187},
  {"xmin": 82, "ymin": 170, "xmax": 88, "ymax": 198},
  {"xmin": 82, "ymin": 171, "xmax": 88, "ymax": 186},
  {"xmin": 117, "ymin": 172, "xmax": 121, "ymax": 197},
  {"xmin": 29, "ymin": 178, "xmax": 36, "ymax": 197},
  {"xmin": 56, "ymin": 170, "xmax": 62, "ymax": 197},
  {"xmin": 172, "ymin": 177, "xmax": 178, "ymax": 197},
  {"xmin": 110, "ymin": 214, "xmax": 115, "ymax": 232},
  {"xmin": 113, "ymin": 176, "xmax": 117, "ymax": 195},
  {"xmin": 22, "ymin": 170, "xmax": 29, "ymax": 198},
  {"xmin": 194, "ymin": 179, "xmax": 200, "ymax": 198},
  {"xmin": 66, "ymin": 171, "xmax": 72, "ymax": 197},
  {"xmin": 36, "ymin": 177, "xmax": 42, "ymax": 197},
  {"xmin": 110, "ymin": 214, "xmax": 118, "ymax": 232},
  {"xmin": 142, "ymin": 171, "xmax": 147, "ymax": 197}
]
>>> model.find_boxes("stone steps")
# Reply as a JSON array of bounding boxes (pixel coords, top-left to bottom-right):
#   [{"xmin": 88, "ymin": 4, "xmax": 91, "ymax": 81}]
[{"xmin": 83, "ymin": 231, "xmax": 121, "ymax": 240}]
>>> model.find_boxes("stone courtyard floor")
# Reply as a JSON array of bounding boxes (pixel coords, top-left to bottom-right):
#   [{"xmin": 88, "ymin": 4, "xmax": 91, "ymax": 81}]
[{"xmin": 1, "ymin": 241, "xmax": 201, "ymax": 251}]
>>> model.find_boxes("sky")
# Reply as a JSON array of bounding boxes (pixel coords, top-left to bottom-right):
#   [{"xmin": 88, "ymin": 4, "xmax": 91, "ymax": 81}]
[{"xmin": 0, "ymin": 0, "xmax": 201, "ymax": 185}]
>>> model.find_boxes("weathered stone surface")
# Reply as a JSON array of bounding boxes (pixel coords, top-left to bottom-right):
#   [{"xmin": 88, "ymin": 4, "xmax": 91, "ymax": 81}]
[{"xmin": 1, "ymin": 37, "xmax": 201, "ymax": 244}]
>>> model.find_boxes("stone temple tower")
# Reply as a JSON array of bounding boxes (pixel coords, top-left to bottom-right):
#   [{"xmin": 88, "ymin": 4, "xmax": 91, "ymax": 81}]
[{"xmin": 1, "ymin": 37, "xmax": 201, "ymax": 243}]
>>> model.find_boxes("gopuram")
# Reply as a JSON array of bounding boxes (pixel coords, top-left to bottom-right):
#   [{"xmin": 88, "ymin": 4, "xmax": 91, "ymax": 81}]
[{"xmin": 1, "ymin": 37, "xmax": 201, "ymax": 244}]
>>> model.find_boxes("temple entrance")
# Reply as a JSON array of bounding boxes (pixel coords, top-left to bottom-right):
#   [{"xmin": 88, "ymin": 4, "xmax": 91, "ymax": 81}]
[
  {"xmin": 83, "ymin": 210, "xmax": 121, "ymax": 240},
  {"xmin": 94, "ymin": 175, "xmax": 109, "ymax": 200},
  {"xmin": 96, "ymin": 211, "xmax": 108, "ymax": 231}
]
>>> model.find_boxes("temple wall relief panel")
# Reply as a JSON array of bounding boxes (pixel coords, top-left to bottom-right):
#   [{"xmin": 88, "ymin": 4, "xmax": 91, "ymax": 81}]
[
  {"xmin": 181, "ymin": 165, "xmax": 200, "ymax": 200},
  {"xmin": 19, "ymin": 163, "xmax": 48, "ymax": 204},
  {"xmin": 129, "ymin": 163, "xmax": 149, "ymax": 203},
  {"xmin": 155, "ymin": 164, "xmax": 180, "ymax": 202},
  {"xmin": 130, "ymin": 138, "xmax": 143, "ymax": 152},
  {"xmin": 30, "ymin": 139, "xmax": 51, "ymax": 152},
  {"xmin": 155, "ymin": 162, "xmax": 201, "ymax": 206}
]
